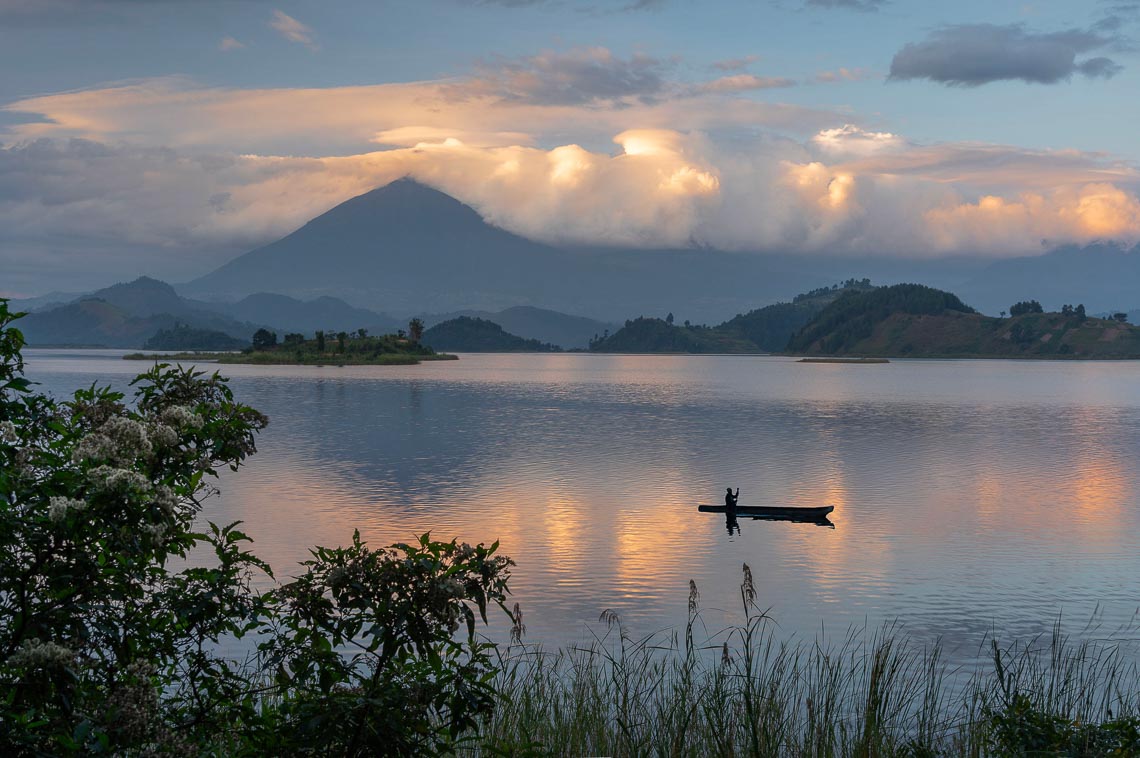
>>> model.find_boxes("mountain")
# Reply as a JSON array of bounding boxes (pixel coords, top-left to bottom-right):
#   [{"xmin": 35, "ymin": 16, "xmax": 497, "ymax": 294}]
[
  {"xmin": 421, "ymin": 306, "xmax": 617, "ymax": 349},
  {"xmin": 182, "ymin": 179, "xmax": 884, "ymax": 323},
  {"xmin": 787, "ymin": 283, "xmax": 1140, "ymax": 358},
  {"xmin": 214, "ymin": 293, "xmax": 401, "ymax": 336},
  {"xmin": 19, "ymin": 277, "xmax": 263, "ymax": 347},
  {"xmin": 421, "ymin": 317, "xmax": 561, "ymax": 352},
  {"xmin": 589, "ymin": 280, "xmax": 875, "ymax": 353},
  {"xmin": 958, "ymin": 243, "xmax": 1140, "ymax": 316}
]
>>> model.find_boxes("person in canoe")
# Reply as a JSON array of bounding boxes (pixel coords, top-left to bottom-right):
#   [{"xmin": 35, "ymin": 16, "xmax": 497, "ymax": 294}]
[{"xmin": 725, "ymin": 487, "xmax": 739, "ymax": 511}]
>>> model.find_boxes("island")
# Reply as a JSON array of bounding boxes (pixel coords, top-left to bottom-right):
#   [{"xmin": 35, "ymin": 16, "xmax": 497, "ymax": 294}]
[
  {"xmin": 787, "ymin": 284, "xmax": 1140, "ymax": 359},
  {"xmin": 125, "ymin": 325, "xmax": 456, "ymax": 365}
]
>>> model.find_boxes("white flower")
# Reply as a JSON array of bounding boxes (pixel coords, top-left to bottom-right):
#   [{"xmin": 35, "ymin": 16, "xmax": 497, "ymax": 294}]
[
  {"xmin": 160, "ymin": 405, "xmax": 202, "ymax": 430},
  {"xmin": 7, "ymin": 638, "xmax": 74, "ymax": 670},
  {"xmin": 0, "ymin": 420, "xmax": 17, "ymax": 444},
  {"xmin": 88, "ymin": 465, "xmax": 151, "ymax": 494},
  {"xmin": 153, "ymin": 485, "xmax": 179, "ymax": 515},
  {"xmin": 48, "ymin": 496, "xmax": 86, "ymax": 523},
  {"xmin": 141, "ymin": 523, "xmax": 167, "ymax": 540},
  {"xmin": 148, "ymin": 423, "xmax": 179, "ymax": 449}
]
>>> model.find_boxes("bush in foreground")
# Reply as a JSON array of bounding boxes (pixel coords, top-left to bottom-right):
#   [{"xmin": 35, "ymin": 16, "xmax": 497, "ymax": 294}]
[{"xmin": 0, "ymin": 301, "xmax": 514, "ymax": 755}]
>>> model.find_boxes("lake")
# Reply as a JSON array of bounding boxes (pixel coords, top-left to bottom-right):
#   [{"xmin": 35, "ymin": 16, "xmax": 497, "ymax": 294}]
[{"xmin": 23, "ymin": 350, "xmax": 1140, "ymax": 662}]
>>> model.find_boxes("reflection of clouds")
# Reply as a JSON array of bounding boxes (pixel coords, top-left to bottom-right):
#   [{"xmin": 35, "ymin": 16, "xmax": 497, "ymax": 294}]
[{"xmin": 27, "ymin": 352, "xmax": 1140, "ymax": 659}]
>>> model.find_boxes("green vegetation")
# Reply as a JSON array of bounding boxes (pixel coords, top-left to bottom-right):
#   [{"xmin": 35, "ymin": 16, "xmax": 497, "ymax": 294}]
[
  {"xmin": 422, "ymin": 316, "xmax": 561, "ymax": 352},
  {"xmin": 0, "ymin": 301, "xmax": 511, "ymax": 755},
  {"xmin": 144, "ymin": 322, "xmax": 248, "ymax": 351},
  {"xmin": 8, "ymin": 299, "xmax": 1140, "ymax": 754},
  {"xmin": 787, "ymin": 284, "xmax": 1140, "ymax": 358},
  {"xmin": 126, "ymin": 324, "xmax": 456, "ymax": 365},
  {"xmin": 591, "ymin": 279, "xmax": 875, "ymax": 353}
]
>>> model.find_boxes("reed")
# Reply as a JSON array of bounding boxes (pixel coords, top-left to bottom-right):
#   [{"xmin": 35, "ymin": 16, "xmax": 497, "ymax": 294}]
[{"xmin": 469, "ymin": 565, "xmax": 1140, "ymax": 756}]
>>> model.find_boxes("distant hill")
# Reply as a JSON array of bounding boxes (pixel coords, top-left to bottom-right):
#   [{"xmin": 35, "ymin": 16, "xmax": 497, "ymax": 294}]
[
  {"xmin": 144, "ymin": 323, "xmax": 248, "ymax": 351},
  {"xmin": 214, "ymin": 293, "xmax": 401, "ymax": 335},
  {"xmin": 590, "ymin": 280, "xmax": 875, "ymax": 353},
  {"xmin": 421, "ymin": 306, "xmax": 617, "ymax": 349},
  {"xmin": 958, "ymin": 243, "xmax": 1140, "ymax": 315},
  {"xmin": 589, "ymin": 317, "xmax": 757, "ymax": 353},
  {"xmin": 788, "ymin": 283, "xmax": 1140, "ymax": 357},
  {"xmin": 421, "ymin": 317, "xmax": 560, "ymax": 352},
  {"xmin": 19, "ymin": 278, "xmax": 263, "ymax": 348}
]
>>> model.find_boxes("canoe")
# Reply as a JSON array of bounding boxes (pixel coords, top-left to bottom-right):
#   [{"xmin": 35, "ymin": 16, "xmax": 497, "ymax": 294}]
[{"xmin": 698, "ymin": 504, "xmax": 835, "ymax": 520}]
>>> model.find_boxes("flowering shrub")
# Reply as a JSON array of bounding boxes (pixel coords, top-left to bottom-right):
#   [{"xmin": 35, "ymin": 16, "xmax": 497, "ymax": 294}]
[{"xmin": 0, "ymin": 300, "xmax": 515, "ymax": 755}]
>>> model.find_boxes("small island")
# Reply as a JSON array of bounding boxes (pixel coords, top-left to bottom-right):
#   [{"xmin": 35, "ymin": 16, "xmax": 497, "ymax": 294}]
[{"xmin": 125, "ymin": 323, "xmax": 456, "ymax": 366}]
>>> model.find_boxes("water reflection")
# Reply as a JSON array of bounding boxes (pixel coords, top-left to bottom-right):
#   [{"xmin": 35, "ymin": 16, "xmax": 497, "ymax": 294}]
[{"xmin": 22, "ymin": 351, "xmax": 1140, "ymax": 660}]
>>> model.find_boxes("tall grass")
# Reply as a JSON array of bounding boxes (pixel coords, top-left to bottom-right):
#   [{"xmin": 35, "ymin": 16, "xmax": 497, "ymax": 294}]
[{"xmin": 469, "ymin": 565, "xmax": 1140, "ymax": 756}]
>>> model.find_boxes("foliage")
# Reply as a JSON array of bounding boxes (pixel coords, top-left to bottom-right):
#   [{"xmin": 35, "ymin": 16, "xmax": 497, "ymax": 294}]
[
  {"xmin": 408, "ymin": 318, "xmax": 425, "ymax": 343},
  {"xmin": 1009, "ymin": 300, "xmax": 1044, "ymax": 317},
  {"xmin": 787, "ymin": 283, "xmax": 976, "ymax": 354},
  {"xmin": 590, "ymin": 281, "xmax": 875, "ymax": 354},
  {"xmin": 251, "ymin": 328, "xmax": 278, "ymax": 350},
  {"xmin": 0, "ymin": 300, "xmax": 511, "ymax": 755},
  {"xmin": 423, "ymin": 317, "xmax": 561, "ymax": 353},
  {"xmin": 144, "ymin": 322, "xmax": 249, "ymax": 351}
]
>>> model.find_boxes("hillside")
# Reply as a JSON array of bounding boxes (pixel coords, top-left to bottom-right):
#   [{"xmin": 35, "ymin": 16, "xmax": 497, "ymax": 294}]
[
  {"xmin": 144, "ymin": 324, "xmax": 248, "ymax": 351},
  {"xmin": 588, "ymin": 317, "xmax": 757, "ymax": 353},
  {"xmin": 788, "ymin": 284, "xmax": 1140, "ymax": 358},
  {"xmin": 421, "ymin": 306, "xmax": 617, "ymax": 349},
  {"xmin": 18, "ymin": 277, "xmax": 263, "ymax": 347},
  {"xmin": 590, "ymin": 280, "xmax": 874, "ymax": 353},
  {"xmin": 422, "ymin": 317, "xmax": 560, "ymax": 352},
  {"xmin": 215, "ymin": 293, "xmax": 401, "ymax": 335}
]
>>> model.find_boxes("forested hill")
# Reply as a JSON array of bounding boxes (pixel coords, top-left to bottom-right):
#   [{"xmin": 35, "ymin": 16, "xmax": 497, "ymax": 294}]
[
  {"xmin": 787, "ymin": 284, "xmax": 974, "ymax": 353},
  {"xmin": 422, "ymin": 317, "xmax": 561, "ymax": 352},
  {"xmin": 589, "ymin": 280, "xmax": 875, "ymax": 354},
  {"xmin": 788, "ymin": 284, "xmax": 1140, "ymax": 358}
]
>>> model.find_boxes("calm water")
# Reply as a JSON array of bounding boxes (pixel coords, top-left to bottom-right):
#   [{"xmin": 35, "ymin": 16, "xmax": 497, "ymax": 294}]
[{"xmin": 23, "ymin": 350, "xmax": 1140, "ymax": 660}]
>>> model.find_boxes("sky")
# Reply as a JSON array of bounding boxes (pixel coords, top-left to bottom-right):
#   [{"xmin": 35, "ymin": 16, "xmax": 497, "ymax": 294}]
[{"xmin": 2, "ymin": 0, "xmax": 1140, "ymax": 296}]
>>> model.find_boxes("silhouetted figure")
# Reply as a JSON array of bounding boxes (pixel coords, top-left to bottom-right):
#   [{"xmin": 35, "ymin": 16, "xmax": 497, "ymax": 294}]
[{"xmin": 725, "ymin": 487, "xmax": 739, "ymax": 511}]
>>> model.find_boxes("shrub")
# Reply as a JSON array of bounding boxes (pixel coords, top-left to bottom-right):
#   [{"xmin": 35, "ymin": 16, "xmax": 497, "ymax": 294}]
[{"xmin": 0, "ymin": 300, "xmax": 515, "ymax": 755}]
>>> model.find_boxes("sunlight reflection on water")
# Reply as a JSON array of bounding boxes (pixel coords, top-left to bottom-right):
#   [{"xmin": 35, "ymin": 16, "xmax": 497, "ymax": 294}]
[{"xmin": 24, "ymin": 350, "xmax": 1140, "ymax": 662}]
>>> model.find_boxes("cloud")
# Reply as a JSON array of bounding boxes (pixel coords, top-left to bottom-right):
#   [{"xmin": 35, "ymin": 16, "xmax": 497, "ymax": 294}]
[
  {"xmin": 813, "ymin": 67, "xmax": 870, "ymax": 83},
  {"xmin": 269, "ymin": 9, "xmax": 316, "ymax": 50},
  {"xmin": 811, "ymin": 125, "xmax": 906, "ymax": 157},
  {"xmin": 693, "ymin": 74, "xmax": 796, "ymax": 94},
  {"xmin": 3, "ymin": 74, "xmax": 1140, "ymax": 292},
  {"xmin": 804, "ymin": 0, "xmax": 886, "ymax": 10},
  {"xmin": 3, "ymin": 125, "xmax": 1139, "ymax": 294},
  {"xmin": 889, "ymin": 24, "xmax": 1122, "ymax": 86},
  {"xmin": 219, "ymin": 36, "xmax": 245, "ymax": 51},
  {"xmin": 711, "ymin": 55, "xmax": 760, "ymax": 72},
  {"xmin": 1, "ymin": 75, "xmax": 844, "ymax": 157},
  {"xmin": 453, "ymin": 48, "xmax": 670, "ymax": 106}
]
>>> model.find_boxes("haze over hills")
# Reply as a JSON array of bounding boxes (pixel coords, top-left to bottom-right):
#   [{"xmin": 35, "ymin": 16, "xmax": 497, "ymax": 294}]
[{"xmin": 956, "ymin": 242, "xmax": 1140, "ymax": 316}]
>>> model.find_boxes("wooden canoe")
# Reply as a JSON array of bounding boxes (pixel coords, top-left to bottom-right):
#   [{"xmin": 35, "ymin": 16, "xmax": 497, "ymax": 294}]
[{"xmin": 698, "ymin": 504, "xmax": 835, "ymax": 520}]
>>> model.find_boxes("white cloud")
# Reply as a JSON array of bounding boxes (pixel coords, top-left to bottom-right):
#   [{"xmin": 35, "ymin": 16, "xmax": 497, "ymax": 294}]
[
  {"xmin": 219, "ymin": 36, "xmax": 245, "ymax": 52},
  {"xmin": 269, "ymin": 10, "xmax": 317, "ymax": 50},
  {"xmin": 694, "ymin": 74, "xmax": 797, "ymax": 94}
]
